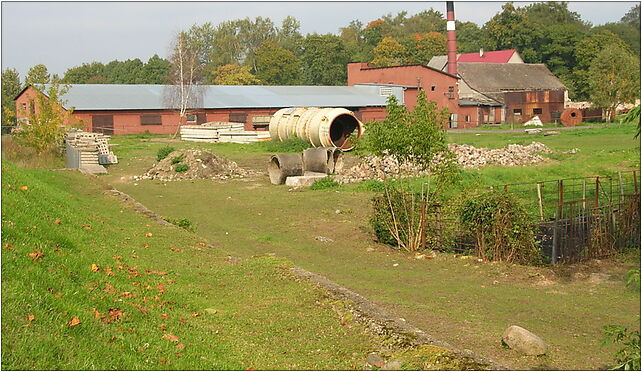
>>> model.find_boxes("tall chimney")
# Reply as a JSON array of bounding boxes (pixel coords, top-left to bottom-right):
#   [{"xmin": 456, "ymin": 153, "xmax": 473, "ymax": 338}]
[{"xmin": 446, "ymin": 1, "xmax": 457, "ymax": 76}]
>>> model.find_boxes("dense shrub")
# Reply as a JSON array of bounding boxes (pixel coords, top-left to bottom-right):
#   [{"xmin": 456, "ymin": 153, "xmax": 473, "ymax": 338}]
[
  {"xmin": 459, "ymin": 190, "xmax": 540, "ymax": 264},
  {"xmin": 156, "ymin": 146, "xmax": 175, "ymax": 162},
  {"xmin": 164, "ymin": 217, "xmax": 195, "ymax": 232},
  {"xmin": 174, "ymin": 164, "xmax": 189, "ymax": 172},
  {"xmin": 310, "ymin": 176, "xmax": 339, "ymax": 190}
]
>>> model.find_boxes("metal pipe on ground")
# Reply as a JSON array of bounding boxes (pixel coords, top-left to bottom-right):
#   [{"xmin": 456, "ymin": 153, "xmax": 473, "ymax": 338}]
[
  {"xmin": 269, "ymin": 107, "xmax": 364, "ymax": 151},
  {"xmin": 268, "ymin": 153, "xmax": 304, "ymax": 185}
]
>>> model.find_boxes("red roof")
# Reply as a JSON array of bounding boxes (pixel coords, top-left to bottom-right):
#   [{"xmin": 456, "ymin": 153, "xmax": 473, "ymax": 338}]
[{"xmin": 457, "ymin": 49, "xmax": 517, "ymax": 63}]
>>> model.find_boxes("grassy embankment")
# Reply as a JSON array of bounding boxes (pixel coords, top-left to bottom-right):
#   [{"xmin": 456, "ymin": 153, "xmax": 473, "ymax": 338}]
[
  {"xmin": 2, "ymin": 160, "xmax": 393, "ymax": 370},
  {"xmin": 102, "ymin": 123, "xmax": 641, "ymax": 370}
]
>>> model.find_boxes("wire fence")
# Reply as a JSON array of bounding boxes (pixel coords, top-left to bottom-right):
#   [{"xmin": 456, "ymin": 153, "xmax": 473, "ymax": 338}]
[{"xmin": 422, "ymin": 170, "xmax": 640, "ymax": 263}]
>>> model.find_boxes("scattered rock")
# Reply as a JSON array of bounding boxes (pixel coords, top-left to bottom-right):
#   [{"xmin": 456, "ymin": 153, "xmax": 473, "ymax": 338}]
[
  {"xmin": 366, "ymin": 247, "xmax": 376, "ymax": 252},
  {"xmin": 315, "ymin": 236, "xmax": 334, "ymax": 243},
  {"xmin": 366, "ymin": 352, "xmax": 385, "ymax": 368},
  {"xmin": 525, "ymin": 128, "xmax": 542, "ymax": 134},
  {"xmin": 335, "ymin": 142, "xmax": 552, "ymax": 183},
  {"xmin": 135, "ymin": 149, "xmax": 251, "ymax": 181},
  {"xmin": 543, "ymin": 131, "xmax": 560, "ymax": 136},
  {"xmin": 204, "ymin": 308, "xmax": 218, "ymax": 314},
  {"xmin": 502, "ymin": 325, "xmax": 547, "ymax": 356},
  {"xmin": 564, "ymin": 148, "xmax": 580, "ymax": 154},
  {"xmin": 380, "ymin": 360, "xmax": 403, "ymax": 370}
]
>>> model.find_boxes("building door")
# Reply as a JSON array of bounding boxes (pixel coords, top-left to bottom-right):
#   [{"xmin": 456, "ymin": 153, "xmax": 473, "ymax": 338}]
[
  {"xmin": 92, "ymin": 115, "xmax": 114, "ymax": 135},
  {"xmin": 196, "ymin": 113, "xmax": 206, "ymax": 125},
  {"xmin": 450, "ymin": 114, "xmax": 458, "ymax": 128},
  {"xmin": 488, "ymin": 108, "xmax": 495, "ymax": 123}
]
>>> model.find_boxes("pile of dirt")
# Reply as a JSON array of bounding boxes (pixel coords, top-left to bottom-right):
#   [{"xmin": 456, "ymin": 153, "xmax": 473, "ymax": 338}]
[
  {"xmin": 335, "ymin": 142, "xmax": 552, "ymax": 184},
  {"xmin": 135, "ymin": 149, "xmax": 251, "ymax": 181}
]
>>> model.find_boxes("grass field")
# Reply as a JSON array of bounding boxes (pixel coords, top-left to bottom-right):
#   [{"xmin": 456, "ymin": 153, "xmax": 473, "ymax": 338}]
[
  {"xmin": 3, "ymin": 123, "xmax": 639, "ymax": 370},
  {"xmin": 94, "ymin": 123, "xmax": 641, "ymax": 370},
  {"xmin": 2, "ymin": 161, "xmax": 401, "ymax": 370}
]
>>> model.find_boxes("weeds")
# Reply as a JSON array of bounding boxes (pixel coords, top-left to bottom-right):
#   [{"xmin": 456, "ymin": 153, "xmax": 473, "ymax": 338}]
[
  {"xmin": 310, "ymin": 177, "xmax": 339, "ymax": 190},
  {"xmin": 164, "ymin": 217, "xmax": 195, "ymax": 232},
  {"xmin": 603, "ymin": 325, "xmax": 641, "ymax": 370},
  {"xmin": 156, "ymin": 146, "xmax": 175, "ymax": 162},
  {"xmin": 174, "ymin": 164, "xmax": 189, "ymax": 172},
  {"xmin": 171, "ymin": 154, "xmax": 186, "ymax": 164},
  {"xmin": 626, "ymin": 269, "xmax": 641, "ymax": 291}
]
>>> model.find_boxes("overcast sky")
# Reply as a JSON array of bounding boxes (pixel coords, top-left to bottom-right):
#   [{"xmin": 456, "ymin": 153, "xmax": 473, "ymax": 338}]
[{"xmin": 1, "ymin": 1, "xmax": 638, "ymax": 79}]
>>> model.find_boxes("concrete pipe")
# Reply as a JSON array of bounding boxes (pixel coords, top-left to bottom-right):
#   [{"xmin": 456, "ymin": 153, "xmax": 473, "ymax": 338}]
[
  {"xmin": 303, "ymin": 147, "xmax": 334, "ymax": 174},
  {"xmin": 331, "ymin": 148, "xmax": 344, "ymax": 174},
  {"xmin": 269, "ymin": 107, "xmax": 364, "ymax": 151},
  {"xmin": 268, "ymin": 153, "xmax": 303, "ymax": 185}
]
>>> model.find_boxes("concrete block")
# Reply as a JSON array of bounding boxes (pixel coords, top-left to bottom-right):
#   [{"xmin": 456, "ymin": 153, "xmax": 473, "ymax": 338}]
[{"xmin": 285, "ymin": 174, "xmax": 327, "ymax": 187}]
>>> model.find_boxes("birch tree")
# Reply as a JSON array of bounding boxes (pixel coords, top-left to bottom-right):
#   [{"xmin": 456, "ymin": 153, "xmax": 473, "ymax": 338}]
[{"xmin": 164, "ymin": 31, "xmax": 204, "ymax": 124}]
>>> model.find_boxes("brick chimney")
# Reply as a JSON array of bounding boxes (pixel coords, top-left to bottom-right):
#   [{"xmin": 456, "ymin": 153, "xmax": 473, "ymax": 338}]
[{"xmin": 446, "ymin": 1, "xmax": 457, "ymax": 76}]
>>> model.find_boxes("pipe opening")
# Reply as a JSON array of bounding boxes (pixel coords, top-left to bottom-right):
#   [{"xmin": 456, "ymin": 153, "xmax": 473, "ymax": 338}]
[{"xmin": 329, "ymin": 114, "xmax": 360, "ymax": 149}]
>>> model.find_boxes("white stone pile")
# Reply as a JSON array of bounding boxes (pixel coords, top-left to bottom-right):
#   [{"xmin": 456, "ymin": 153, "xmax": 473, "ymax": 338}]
[{"xmin": 335, "ymin": 142, "xmax": 552, "ymax": 184}]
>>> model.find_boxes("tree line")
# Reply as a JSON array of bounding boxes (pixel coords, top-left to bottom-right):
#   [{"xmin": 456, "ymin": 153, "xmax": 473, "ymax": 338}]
[{"xmin": 2, "ymin": 2, "xmax": 640, "ymax": 127}]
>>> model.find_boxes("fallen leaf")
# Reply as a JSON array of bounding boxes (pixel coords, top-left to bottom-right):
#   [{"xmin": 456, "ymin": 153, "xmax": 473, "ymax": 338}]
[
  {"xmin": 161, "ymin": 313, "xmax": 168, "ymax": 319},
  {"xmin": 3, "ymin": 243, "xmax": 14, "ymax": 250},
  {"xmin": 170, "ymin": 248, "xmax": 182, "ymax": 253},
  {"xmin": 198, "ymin": 242, "xmax": 206, "ymax": 247},
  {"xmin": 104, "ymin": 267, "xmax": 115, "ymax": 276},
  {"xmin": 157, "ymin": 284, "xmax": 166, "ymax": 294},
  {"xmin": 116, "ymin": 265, "xmax": 124, "ymax": 270},
  {"xmin": 246, "ymin": 368, "xmax": 255, "ymax": 371},
  {"xmin": 191, "ymin": 313, "xmax": 200, "ymax": 317},
  {"xmin": 120, "ymin": 291, "xmax": 133, "ymax": 298},
  {"xmin": 160, "ymin": 357, "xmax": 168, "ymax": 365},
  {"xmin": 131, "ymin": 252, "xmax": 138, "ymax": 259},
  {"xmin": 55, "ymin": 292, "xmax": 63, "ymax": 298},
  {"xmin": 92, "ymin": 308, "xmax": 104, "ymax": 320},
  {"xmin": 19, "ymin": 185, "xmax": 28, "ymax": 191},
  {"xmin": 176, "ymin": 343, "xmax": 185, "ymax": 351},
  {"xmin": 163, "ymin": 333, "xmax": 179, "ymax": 342},
  {"xmin": 108, "ymin": 308, "xmax": 124, "ymax": 321},
  {"xmin": 68, "ymin": 317, "xmax": 81, "ymax": 327},
  {"xmin": 82, "ymin": 224, "xmax": 92, "ymax": 230},
  {"xmin": 153, "ymin": 296, "xmax": 161, "ymax": 301},
  {"xmin": 178, "ymin": 318, "xmax": 187, "ymax": 323},
  {"xmin": 167, "ymin": 279, "xmax": 175, "ymax": 284},
  {"xmin": 53, "ymin": 218, "xmax": 62, "ymax": 224},
  {"xmin": 28, "ymin": 252, "xmax": 44, "ymax": 260},
  {"xmin": 27, "ymin": 314, "xmax": 35, "ymax": 322},
  {"xmin": 90, "ymin": 263, "xmax": 100, "ymax": 272},
  {"xmin": 143, "ymin": 244, "xmax": 149, "ymax": 249},
  {"xmin": 176, "ymin": 352, "xmax": 184, "ymax": 357},
  {"xmin": 158, "ymin": 323, "xmax": 167, "ymax": 331},
  {"xmin": 144, "ymin": 232, "xmax": 153, "ymax": 237}
]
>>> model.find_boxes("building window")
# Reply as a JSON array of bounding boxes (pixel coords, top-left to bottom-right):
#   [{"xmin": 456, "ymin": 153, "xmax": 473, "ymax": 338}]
[
  {"xmin": 431, "ymin": 86, "xmax": 436, "ymax": 91},
  {"xmin": 379, "ymin": 87, "xmax": 393, "ymax": 96},
  {"xmin": 29, "ymin": 102, "xmax": 35, "ymax": 115},
  {"xmin": 447, "ymin": 86, "xmax": 455, "ymax": 99},
  {"xmin": 533, "ymin": 108, "xmax": 542, "ymax": 115},
  {"xmin": 21, "ymin": 103, "xmax": 27, "ymax": 112},
  {"xmin": 513, "ymin": 109, "xmax": 522, "ymax": 115},
  {"xmin": 186, "ymin": 114, "xmax": 196, "ymax": 123},
  {"xmin": 465, "ymin": 115, "xmax": 471, "ymax": 123},
  {"xmin": 229, "ymin": 112, "xmax": 247, "ymax": 123},
  {"xmin": 140, "ymin": 114, "xmax": 162, "ymax": 125}
]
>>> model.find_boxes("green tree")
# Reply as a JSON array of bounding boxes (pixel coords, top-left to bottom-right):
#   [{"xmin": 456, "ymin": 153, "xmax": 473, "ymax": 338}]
[
  {"xmin": 62, "ymin": 62, "xmax": 106, "ymax": 84},
  {"xmin": 340, "ymin": 20, "xmax": 370, "ymax": 62},
  {"xmin": 276, "ymin": 16, "xmax": 304, "ymax": 56},
  {"xmin": 593, "ymin": 22, "xmax": 640, "ymax": 57},
  {"xmin": 254, "ymin": 42, "xmax": 301, "ymax": 85},
  {"xmin": 404, "ymin": 32, "xmax": 447, "ymax": 65},
  {"xmin": 212, "ymin": 64, "xmax": 261, "ymax": 85},
  {"xmin": 365, "ymin": 90, "xmax": 451, "ymax": 167},
  {"xmin": 142, "ymin": 55, "xmax": 171, "ymax": 84},
  {"xmin": 24, "ymin": 64, "xmax": 51, "ymax": 86},
  {"xmin": 573, "ymin": 30, "xmax": 630, "ymax": 100},
  {"xmin": 2, "ymin": 68, "xmax": 21, "ymax": 131},
  {"xmin": 588, "ymin": 44, "xmax": 640, "ymax": 121},
  {"xmin": 371, "ymin": 37, "xmax": 407, "ymax": 67},
  {"xmin": 621, "ymin": 4, "xmax": 640, "ymax": 31},
  {"xmin": 455, "ymin": 21, "xmax": 484, "ymax": 53},
  {"xmin": 301, "ymin": 34, "xmax": 350, "ymax": 85},
  {"xmin": 14, "ymin": 83, "xmax": 76, "ymax": 154},
  {"xmin": 403, "ymin": 9, "xmax": 446, "ymax": 36}
]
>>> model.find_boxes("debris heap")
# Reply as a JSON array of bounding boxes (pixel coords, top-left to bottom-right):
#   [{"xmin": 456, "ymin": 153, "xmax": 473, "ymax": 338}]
[
  {"xmin": 336, "ymin": 142, "xmax": 552, "ymax": 184},
  {"xmin": 136, "ymin": 149, "xmax": 251, "ymax": 181}
]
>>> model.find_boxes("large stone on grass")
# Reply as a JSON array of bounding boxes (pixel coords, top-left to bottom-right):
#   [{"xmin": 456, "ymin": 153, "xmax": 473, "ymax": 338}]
[
  {"xmin": 365, "ymin": 353, "xmax": 385, "ymax": 368},
  {"xmin": 502, "ymin": 325, "xmax": 547, "ymax": 355},
  {"xmin": 284, "ymin": 173, "xmax": 327, "ymax": 187},
  {"xmin": 380, "ymin": 360, "xmax": 403, "ymax": 370}
]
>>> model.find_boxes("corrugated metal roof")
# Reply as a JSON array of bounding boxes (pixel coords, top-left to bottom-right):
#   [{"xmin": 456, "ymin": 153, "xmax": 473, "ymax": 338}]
[{"xmin": 45, "ymin": 84, "xmax": 404, "ymax": 111}]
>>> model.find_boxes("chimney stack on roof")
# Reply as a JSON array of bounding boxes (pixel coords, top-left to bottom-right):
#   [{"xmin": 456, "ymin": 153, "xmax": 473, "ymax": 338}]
[{"xmin": 446, "ymin": 1, "xmax": 457, "ymax": 76}]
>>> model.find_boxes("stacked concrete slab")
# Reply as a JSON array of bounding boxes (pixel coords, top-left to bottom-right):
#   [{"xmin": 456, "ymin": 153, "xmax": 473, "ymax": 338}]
[
  {"xmin": 180, "ymin": 122, "xmax": 270, "ymax": 144},
  {"xmin": 65, "ymin": 130, "xmax": 118, "ymax": 174}
]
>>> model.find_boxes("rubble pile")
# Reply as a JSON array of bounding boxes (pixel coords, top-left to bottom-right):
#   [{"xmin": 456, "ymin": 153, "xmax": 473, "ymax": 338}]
[
  {"xmin": 135, "ymin": 149, "xmax": 251, "ymax": 181},
  {"xmin": 449, "ymin": 142, "xmax": 552, "ymax": 169},
  {"xmin": 335, "ymin": 142, "xmax": 552, "ymax": 184}
]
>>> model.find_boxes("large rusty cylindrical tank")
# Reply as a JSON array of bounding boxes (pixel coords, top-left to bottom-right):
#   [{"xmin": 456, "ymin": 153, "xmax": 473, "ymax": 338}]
[
  {"xmin": 561, "ymin": 108, "xmax": 583, "ymax": 127},
  {"xmin": 269, "ymin": 107, "xmax": 364, "ymax": 151}
]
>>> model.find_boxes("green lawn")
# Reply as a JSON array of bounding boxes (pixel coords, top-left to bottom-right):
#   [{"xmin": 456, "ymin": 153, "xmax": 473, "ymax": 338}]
[
  {"xmin": 2, "ymin": 161, "xmax": 394, "ymax": 370},
  {"xmin": 98, "ymin": 123, "xmax": 641, "ymax": 370}
]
